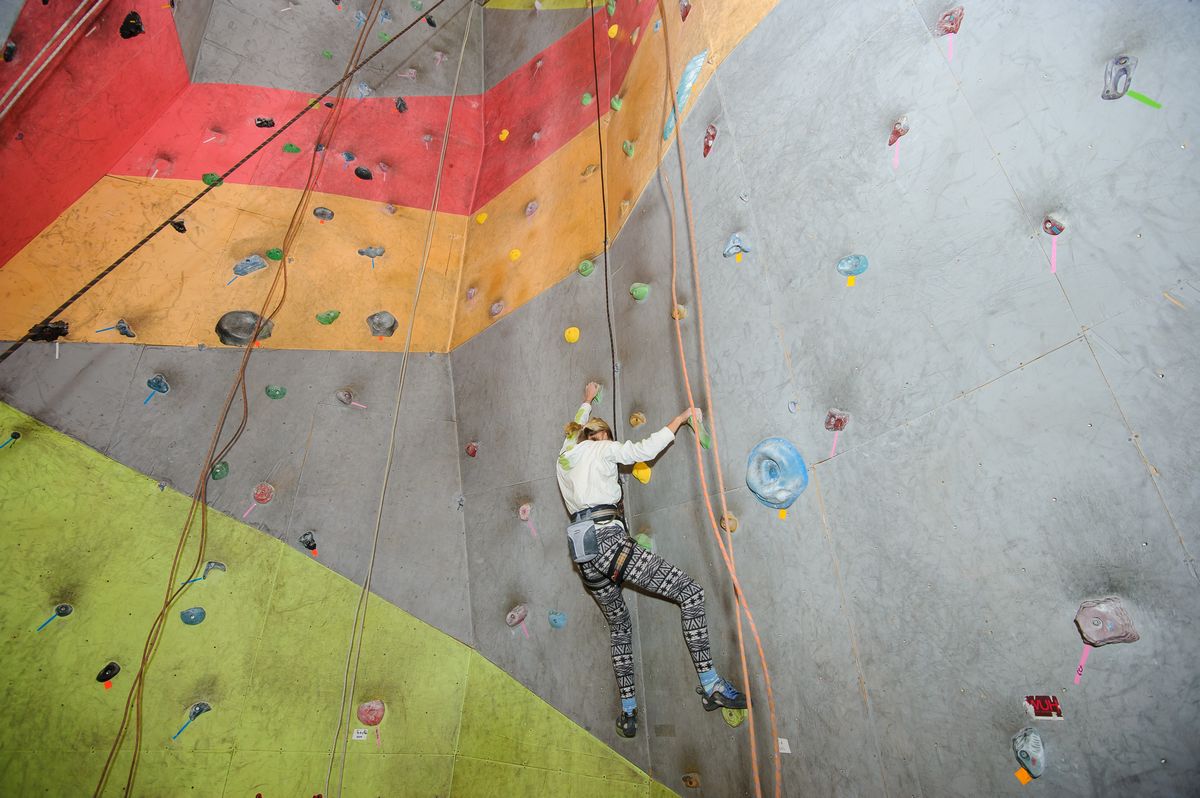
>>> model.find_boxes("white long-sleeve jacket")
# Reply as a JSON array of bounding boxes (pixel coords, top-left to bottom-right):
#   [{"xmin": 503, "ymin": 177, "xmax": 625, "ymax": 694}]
[{"xmin": 555, "ymin": 402, "xmax": 674, "ymax": 515}]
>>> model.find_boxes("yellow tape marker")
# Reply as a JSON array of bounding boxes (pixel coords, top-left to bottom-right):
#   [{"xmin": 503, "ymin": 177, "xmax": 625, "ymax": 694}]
[
  {"xmin": 847, "ymin": 275, "xmax": 856, "ymax": 287},
  {"xmin": 777, "ymin": 509, "xmax": 787, "ymax": 519}
]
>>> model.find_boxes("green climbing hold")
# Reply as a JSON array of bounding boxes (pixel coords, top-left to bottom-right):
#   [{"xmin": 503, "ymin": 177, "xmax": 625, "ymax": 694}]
[
  {"xmin": 210, "ymin": 461, "xmax": 229, "ymax": 481},
  {"xmin": 379, "ymin": 31, "xmax": 390, "ymax": 41},
  {"xmin": 283, "ymin": 143, "xmax": 301, "ymax": 153},
  {"xmin": 629, "ymin": 282, "xmax": 649, "ymax": 301},
  {"xmin": 316, "ymin": 310, "xmax": 341, "ymax": 325},
  {"xmin": 410, "ymin": 0, "xmax": 423, "ymax": 9},
  {"xmin": 202, "ymin": 173, "xmax": 223, "ymax": 187},
  {"xmin": 610, "ymin": 96, "xmax": 623, "ymax": 112},
  {"xmin": 722, "ymin": 708, "xmax": 747, "ymax": 728},
  {"xmin": 591, "ymin": 385, "xmax": 604, "ymax": 405},
  {"xmin": 266, "ymin": 248, "xmax": 283, "ymax": 261},
  {"xmin": 689, "ymin": 414, "xmax": 712, "ymax": 450},
  {"xmin": 635, "ymin": 532, "xmax": 653, "ymax": 551},
  {"xmin": 607, "ymin": 0, "xmax": 616, "ymax": 14},
  {"xmin": 265, "ymin": 385, "xmax": 287, "ymax": 399},
  {"xmin": 581, "ymin": 92, "xmax": 594, "ymax": 106},
  {"xmin": 622, "ymin": 140, "xmax": 635, "ymax": 157},
  {"xmin": 578, "ymin": 259, "xmax": 595, "ymax": 277},
  {"xmin": 322, "ymin": 50, "xmax": 333, "ymax": 59}
]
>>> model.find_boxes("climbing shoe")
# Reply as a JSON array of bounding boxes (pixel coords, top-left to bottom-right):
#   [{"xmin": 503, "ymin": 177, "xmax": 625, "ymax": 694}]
[
  {"xmin": 698, "ymin": 679, "xmax": 747, "ymax": 711},
  {"xmin": 616, "ymin": 709, "xmax": 638, "ymax": 738}
]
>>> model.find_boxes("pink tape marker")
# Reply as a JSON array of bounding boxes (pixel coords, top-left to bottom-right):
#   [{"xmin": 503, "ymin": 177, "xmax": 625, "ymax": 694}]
[
  {"xmin": 525, "ymin": 520, "xmax": 539, "ymax": 539},
  {"xmin": 1050, "ymin": 237, "xmax": 1058, "ymax": 274},
  {"xmin": 242, "ymin": 503, "xmax": 256, "ymax": 519},
  {"xmin": 829, "ymin": 430, "xmax": 840, "ymax": 458},
  {"xmin": 947, "ymin": 32, "xmax": 954, "ymax": 62},
  {"xmin": 520, "ymin": 619, "xmax": 529, "ymax": 639},
  {"xmin": 350, "ymin": 401, "xmax": 367, "ymax": 409},
  {"xmin": 892, "ymin": 141, "xmax": 899, "ymax": 170},
  {"xmin": 1074, "ymin": 644, "xmax": 1091, "ymax": 684}
]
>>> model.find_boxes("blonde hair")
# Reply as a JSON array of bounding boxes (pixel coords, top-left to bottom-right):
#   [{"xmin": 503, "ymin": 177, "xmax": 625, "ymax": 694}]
[{"xmin": 564, "ymin": 417, "xmax": 612, "ymax": 442}]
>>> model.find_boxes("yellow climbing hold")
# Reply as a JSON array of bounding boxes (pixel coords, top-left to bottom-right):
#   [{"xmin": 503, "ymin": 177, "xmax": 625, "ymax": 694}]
[
  {"xmin": 499, "ymin": 129, "xmax": 509, "ymax": 141},
  {"xmin": 509, "ymin": 248, "xmax": 521, "ymax": 261},
  {"xmin": 629, "ymin": 411, "xmax": 646, "ymax": 427},
  {"xmin": 722, "ymin": 708, "xmax": 748, "ymax": 728},
  {"xmin": 608, "ymin": 23, "xmax": 618, "ymax": 38},
  {"xmin": 475, "ymin": 212, "xmax": 488, "ymax": 224},
  {"xmin": 563, "ymin": 326, "xmax": 580, "ymax": 343},
  {"xmin": 632, "ymin": 462, "xmax": 651, "ymax": 484}
]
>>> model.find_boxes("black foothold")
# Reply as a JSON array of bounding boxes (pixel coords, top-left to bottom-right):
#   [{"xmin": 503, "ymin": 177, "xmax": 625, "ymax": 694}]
[
  {"xmin": 354, "ymin": 166, "xmax": 373, "ymax": 180},
  {"xmin": 3, "ymin": 41, "xmax": 16, "ymax": 63},
  {"xmin": 30, "ymin": 321, "xmax": 68, "ymax": 342},
  {"xmin": 324, "ymin": 101, "xmax": 335, "ymax": 109},
  {"xmin": 55, "ymin": 603, "xmax": 73, "ymax": 617},
  {"xmin": 299, "ymin": 531, "xmax": 317, "ymax": 551},
  {"xmin": 425, "ymin": 14, "xmax": 436, "ymax": 27},
  {"xmin": 170, "ymin": 220, "xmax": 187, "ymax": 233},
  {"xmin": 119, "ymin": 11, "xmax": 145, "ymax": 39},
  {"xmin": 395, "ymin": 97, "xmax": 408, "ymax": 113},
  {"xmin": 11, "ymin": 432, "xmax": 21, "ymax": 441},
  {"xmin": 97, "ymin": 661, "xmax": 121, "ymax": 682},
  {"xmin": 315, "ymin": 143, "xmax": 326, "ymax": 152},
  {"xmin": 254, "ymin": 117, "xmax": 276, "ymax": 128}
]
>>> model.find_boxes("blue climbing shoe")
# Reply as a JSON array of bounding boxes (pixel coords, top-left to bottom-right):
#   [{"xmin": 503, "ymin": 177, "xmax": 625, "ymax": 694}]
[
  {"xmin": 698, "ymin": 678, "xmax": 747, "ymax": 711},
  {"xmin": 616, "ymin": 709, "xmax": 638, "ymax": 738}
]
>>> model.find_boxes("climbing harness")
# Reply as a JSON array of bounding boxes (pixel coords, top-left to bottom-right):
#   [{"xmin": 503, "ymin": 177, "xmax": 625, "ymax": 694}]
[{"xmin": 566, "ymin": 505, "xmax": 620, "ymax": 564}]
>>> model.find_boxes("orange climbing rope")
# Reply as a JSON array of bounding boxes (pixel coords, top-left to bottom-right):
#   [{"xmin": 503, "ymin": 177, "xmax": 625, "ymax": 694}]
[{"xmin": 654, "ymin": 4, "xmax": 782, "ymax": 796}]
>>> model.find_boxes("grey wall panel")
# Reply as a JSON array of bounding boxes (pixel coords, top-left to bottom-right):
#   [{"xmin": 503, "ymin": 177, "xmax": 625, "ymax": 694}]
[
  {"xmin": 172, "ymin": 0, "xmax": 216, "ymax": 78},
  {"xmin": 480, "ymin": 7, "xmax": 593, "ymax": 90}
]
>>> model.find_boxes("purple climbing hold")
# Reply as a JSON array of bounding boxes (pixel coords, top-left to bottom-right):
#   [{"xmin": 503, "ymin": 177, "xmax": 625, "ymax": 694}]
[{"xmin": 525, "ymin": 200, "xmax": 539, "ymax": 217}]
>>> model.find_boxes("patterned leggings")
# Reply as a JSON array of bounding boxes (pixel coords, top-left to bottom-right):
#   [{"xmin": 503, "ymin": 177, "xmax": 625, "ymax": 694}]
[{"xmin": 578, "ymin": 520, "xmax": 713, "ymax": 700}]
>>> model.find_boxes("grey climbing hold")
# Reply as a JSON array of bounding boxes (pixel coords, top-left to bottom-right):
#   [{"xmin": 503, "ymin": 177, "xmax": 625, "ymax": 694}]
[
  {"xmin": 180, "ymin": 607, "xmax": 206, "ymax": 625},
  {"xmin": 203, "ymin": 561, "xmax": 226, "ymax": 579},
  {"xmin": 335, "ymin": 389, "xmax": 355, "ymax": 405},
  {"xmin": 489, "ymin": 301, "xmax": 504, "ymax": 317},
  {"xmin": 366, "ymin": 311, "xmax": 398, "ymax": 337},
  {"xmin": 723, "ymin": 233, "xmax": 749, "ymax": 258},
  {"xmin": 313, "ymin": 207, "xmax": 335, "ymax": 221},
  {"xmin": 233, "ymin": 254, "xmax": 268, "ymax": 276},
  {"xmin": 116, "ymin": 319, "xmax": 136, "ymax": 338},
  {"xmin": 215, "ymin": 311, "xmax": 274, "ymax": 346},
  {"xmin": 299, "ymin": 531, "xmax": 317, "ymax": 551},
  {"xmin": 188, "ymin": 701, "xmax": 212, "ymax": 721},
  {"xmin": 146, "ymin": 374, "xmax": 170, "ymax": 394},
  {"xmin": 1012, "ymin": 727, "xmax": 1045, "ymax": 778},
  {"xmin": 505, "ymin": 604, "xmax": 527, "ymax": 627},
  {"xmin": 358, "ymin": 246, "xmax": 385, "ymax": 258},
  {"xmin": 1075, "ymin": 597, "xmax": 1139, "ymax": 646}
]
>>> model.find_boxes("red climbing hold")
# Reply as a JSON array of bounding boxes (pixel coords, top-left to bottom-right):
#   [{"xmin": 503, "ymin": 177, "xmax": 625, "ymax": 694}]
[{"xmin": 703, "ymin": 124, "xmax": 717, "ymax": 157}]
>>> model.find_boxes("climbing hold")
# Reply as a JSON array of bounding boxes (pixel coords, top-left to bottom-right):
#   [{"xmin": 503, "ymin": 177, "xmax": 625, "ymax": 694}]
[
  {"xmin": 1042, "ymin": 216, "xmax": 1065, "ymax": 236},
  {"xmin": 30, "ymin": 321, "xmax": 68, "ymax": 342},
  {"xmin": 632, "ymin": 462, "xmax": 651, "ymax": 484},
  {"xmin": 610, "ymin": 96, "xmax": 623, "ymax": 112},
  {"xmin": 719, "ymin": 512, "xmax": 738, "ymax": 533},
  {"xmin": 672, "ymin": 305, "xmax": 687, "ymax": 320},
  {"xmin": 548, "ymin": 610, "xmax": 567, "ymax": 629},
  {"xmin": 787, "ymin": 401, "xmax": 798, "ymax": 414},
  {"xmin": 619, "ymin": 199, "xmax": 631, "ymax": 218},
  {"xmin": 411, "ymin": 0, "xmax": 422, "ymax": 8},
  {"xmin": 234, "ymin": 254, "xmax": 268, "ymax": 276},
  {"xmin": 563, "ymin": 327, "xmax": 580, "ymax": 343},
  {"xmin": 115, "ymin": 319, "xmax": 136, "ymax": 338},
  {"xmin": 517, "ymin": 502, "xmax": 532, "ymax": 521},
  {"xmin": 465, "ymin": 441, "xmax": 479, "ymax": 458},
  {"xmin": 202, "ymin": 173, "xmax": 223, "ymax": 186},
  {"xmin": 180, "ymin": 607, "xmax": 206, "ymax": 625},
  {"xmin": 746, "ymin": 438, "xmax": 808, "ymax": 509},
  {"xmin": 722, "ymin": 708, "xmax": 747, "ymax": 727},
  {"xmin": 582, "ymin": 163, "xmax": 599, "ymax": 177},
  {"xmin": 509, "ymin": 249, "xmax": 521, "ymax": 261},
  {"xmin": 357, "ymin": 700, "xmax": 385, "ymax": 726},
  {"xmin": 354, "ymin": 8, "xmax": 368, "ymax": 27},
  {"xmin": 689, "ymin": 414, "xmax": 712, "ymax": 449},
  {"xmin": 215, "ymin": 311, "xmax": 274, "ymax": 346},
  {"xmin": 634, "ymin": 532, "xmax": 653, "ymax": 550},
  {"xmin": 393, "ymin": 96, "xmax": 409, "ymax": 114},
  {"xmin": 630, "ymin": 26, "xmax": 640, "ymax": 45},
  {"xmin": 629, "ymin": 283, "xmax": 649, "ymax": 301},
  {"xmin": 629, "ymin": 411, "xmax": 646, "ymax": 427},
  {"xmin": 498, "ymin": 129, "xmax": 509, "ymax": 142},
  {"xmin": 581, "ymin": 92, "xmax": 594, "ymax": 106},
  {"xmin": 465, "ymin": 287, "xmax": 478, "ymax": 301},
  {"xmin": 366, "ymin": 311, "xmax": 398, "ymax": 337},
  {"xmin": 935, "ymin": 5, "xmax": 964, "ymax": 36},
  {"xmin": 210, "ymin": 461, "xmax": 229, "ymax": 480},
  {"xmin": 358, "ymin": 245, "xmax": 385, "ymax": 263},
  {"xmin": 1012, "ymin": 727, "xmax": 1045, "ymax": 778},
  {"xmin": 1101, "ymin": 55, "xmax": 1137, "ymax": 100},
  {"xmin": 383, "ymin": 203, "xmax": 397, "ymax": 215},
  {"xmin": 3, "ymin": 42, "xmax": 16, "ymax": 63},
  {"xmin": 425, "ymin": 14, "xmax": 436, "ymax": 27},
  {"xmin": 681, "ymin": 772, "xmax": 701, "ymax": 789},
  {"xmin": 475, "ymin": 212, "xmax": 488, "ymax": 224},
  {"xmin": 53, "ymin": 603, "xmax": 73, "ymax": 618},
  {"xmin": 322, "ymin": 49, "xmax": 334, "ymax": 59},
  {"xmin": 622, "ymin": 140, "xmax": 635, "ymax": 157},
  {"xmin": 265, "ymin": 385, "xmax": 287, "ymax": 399},
  {"xmin": 282, "ymin": 143, "xmax": 301, "ymax": 153},
  {"xmin": 434, "ymin": 50, "xmax": 447, "ymax": 66},
  {"xmin": 889, "ymin": 115, "xmax": 909, "ymax": 147},
  {"xmin": 254, "ymin": 483, "xmax": 275, "ymax": 504},
  {"xmin": 188, "ymin": 702, "xmax": 212, "ymax": 721},
  {"xmin": 664, "ymin": 51, "xmax": 708, "ymax": 139},
  {"xmin": 354, "ymin": 166, "xmax": 373, "ymax": 180},
  {"xmin": 489, "ymin": 301, "xmax": 504, "ymax": 317},
  {"xmin": 723, "ymin": 233, "xmax": 750, "ymax": 259},
  {"xmin": 606, "ymin": 0, "xmax": 616, "ymax": 14},
  {"xmin": 824, "ymin": 409, "xmax": 850, "ymax": 432},
  {"xmin": 119, "ymin": 11, "xmax": 145, "ymax": 39},
  {"xmin": 835, "ymin": 254, "xmax": 869, "ymax": 277},
  {"xmin": 505, "ymin": 604, "xmax": 527, "ymax": 627},
  {"xmin": 341, "ymin": 151, "xmax": 356, "ymax": 165},
  {"xmin": 316, "ymin": 310, "xmax": 340, "ymax": 325},
  {"xmin": 96, "ymin": 662, "xmax": 121, "ymax": 683},
  {"xmin": 266, "ymin": 248, "xmax": 284, "ymax": 261},
  {"xmin": 578, "ymin": 259, "xmax": 595, "ymax": 276},
  {"xmin": 703, "ymin": 123, "xmax": 717, "ymax": 157},
  {"xmin": 607, "ymin": 23, "xmax": 618, "ymax": 38},
  {"xmin": 170, "ymin": 220, "xmax": 187, "ymax": 233},
  {"xmin": 334, "ymin": 389, "xmax": 356, "ymax": 406},
  {"xmin": 146, "ymin": 374, "xmax": 171, "ymax": 395},
  {"xmin": 525, "ymin": 200, "xmax": 539, "ymax": 217},
  {"xmin": 299, "ymin": 531, "xmax": 317, "ymax": 551},
  {"xmin": 255, "ymin": 117, "xmax": 275, "ymax": 128},
  {"xmin": 313, "ymin": 207, "xmax": 335, "ymax": 221},
  {"xmin": 531, "ymin": 129, "xmax": 542, "ymax": 143},
  {"xmin": 1075, "ymin": 597, "xmax": 1139, "ymax": 646}
]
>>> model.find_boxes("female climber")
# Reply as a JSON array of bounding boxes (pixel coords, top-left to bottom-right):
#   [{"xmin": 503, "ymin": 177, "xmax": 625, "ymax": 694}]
[{"xmin": 556, "ymin": 380, "xmax": 746, "ymax": 739}]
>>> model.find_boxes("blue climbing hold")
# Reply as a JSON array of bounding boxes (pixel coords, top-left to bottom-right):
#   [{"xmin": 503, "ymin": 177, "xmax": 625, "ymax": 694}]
[
  {"xmin": 723, "ymin": 233, "xmax": 750, "ymax": 258},
  {"xmin": 836, "ymin": 254, "xmax": 869, "ymax": 277},
  {"xmin": 745, "ymin": 437, "xmax": 808, "ymax": 509},
  {"xmin": 234, "ymin": 254, "xmax": 268, "ymax": 277},
  {"xmin": 548, "ymin": 610, "xmax": 567, "ymax": 629},
  {"xmin": 180, "ymin": 607, "xmax": 206, "ymax": 625},
  {"xmin": 146, "ymin": 374, "xmax": 171, "ymax": 394}
]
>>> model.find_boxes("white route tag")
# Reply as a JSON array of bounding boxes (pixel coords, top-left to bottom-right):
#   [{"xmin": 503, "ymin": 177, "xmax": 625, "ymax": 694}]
[
  {"xmin": 777, "ymin": 738, "xmax": 791, "ymax": 754},
  {"xmin": 352, "ymin": 728, "xmax": 369, "ymax": 740}
]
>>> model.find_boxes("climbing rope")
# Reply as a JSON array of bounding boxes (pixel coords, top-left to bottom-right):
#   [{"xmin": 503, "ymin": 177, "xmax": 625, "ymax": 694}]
[
  {"xmin": 0, "ymin": 0, "xmax": 106, "ymax": 121},
  {"xmin": 323, "ymin": 5, "xmax": 475, "ymax": 797},
  {"xmin": 89, "ymin": 2, "xmax": 452, "ymax": 795},
  {"xmin": 586, "ymin": 0, "xmax": 621, "ymax": 435},
  {"xmin": 654, "ymin": 4, "xmax": 781, "ymax": 796},
  {"xmin": 0, "ymin": 0, "xmax": 453, "ymax": 369}
]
